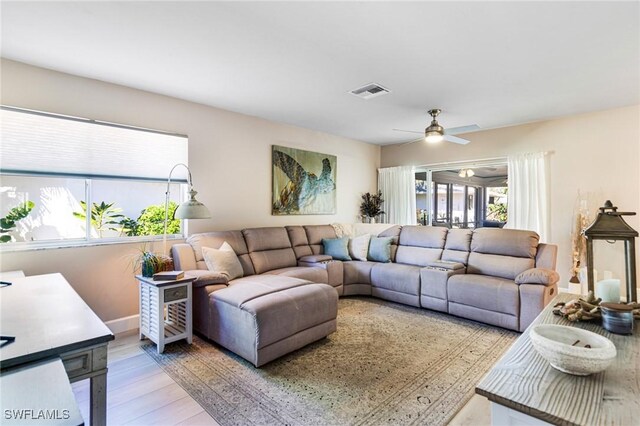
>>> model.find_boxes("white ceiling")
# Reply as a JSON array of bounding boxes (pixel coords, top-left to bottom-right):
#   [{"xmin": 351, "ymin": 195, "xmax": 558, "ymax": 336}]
[{"xmin": 1, "ymin": 2, "xmax": 638, "ymax": 145}]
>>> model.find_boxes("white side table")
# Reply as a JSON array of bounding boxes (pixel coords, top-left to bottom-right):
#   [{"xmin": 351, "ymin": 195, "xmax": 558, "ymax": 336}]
[{"xmin": 136, "ymin": 275, "xmax": 195, "ymax": 354}]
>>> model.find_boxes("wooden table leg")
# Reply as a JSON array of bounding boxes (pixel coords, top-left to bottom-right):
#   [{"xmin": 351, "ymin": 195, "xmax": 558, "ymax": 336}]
[{"xmin": 90, "ymin": 371, "xmax": 107, "ymax": 426}]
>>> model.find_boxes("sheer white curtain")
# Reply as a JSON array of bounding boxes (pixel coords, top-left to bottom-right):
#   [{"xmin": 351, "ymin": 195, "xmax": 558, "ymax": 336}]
[
  {"xmin": 377, "ymin": 166, "xmax": 417, "ymax": 225},
  {"xmin": 506, "ymin": 152, "xmax": 550, "ymax": 242}
]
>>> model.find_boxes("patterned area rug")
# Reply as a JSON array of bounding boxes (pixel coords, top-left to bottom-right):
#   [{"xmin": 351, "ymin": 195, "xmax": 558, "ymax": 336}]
[{"xmin": 143, "ymin": 297, "xmax": 516, "ymax": 426}]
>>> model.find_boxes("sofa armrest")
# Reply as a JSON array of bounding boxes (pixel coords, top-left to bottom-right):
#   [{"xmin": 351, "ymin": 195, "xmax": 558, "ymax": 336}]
[
  {"xmin": 515, "ymin": 268, "xmax": 559, "ymax": 286},
  {"xmin": 426, "ymin": 260, "xmax": 466, "ymax": 271},
  {"xmin": 299, "ymin": 254, "xmax": 333, "ymax": 263},
  {"xmin": 171, "ymin": 243, "xmax": 197, "ymax": 271},
  {"xmin": 185, "ymin": 270, "xmax": 229, "ymax": 288}
]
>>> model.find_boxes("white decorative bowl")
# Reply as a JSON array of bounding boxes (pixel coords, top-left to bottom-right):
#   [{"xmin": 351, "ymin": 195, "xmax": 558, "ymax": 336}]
[{"xmin": 530, "ymin": 324, "xmax": 616, "ymax": 376}]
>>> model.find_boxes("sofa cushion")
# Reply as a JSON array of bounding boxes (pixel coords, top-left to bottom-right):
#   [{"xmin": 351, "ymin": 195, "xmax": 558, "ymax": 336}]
[
  {"xmin": 348, "ymin": 234, "xmax": 371, "ymax": 261},
  {"xmin": 399, "ymin": 226, "xmax": 447, "ymax": 249},
  {"xmin": 202, "ymin": 242, "xmax": 244, "ymax": 281},
  {"xmin": 249, "ymin": 248, "xmax": 298, "ymax": 275},
  {"xmin": 243, "ymin": 227, "xmax": 292, "ymax": 252},
  {"xmin": 322, "ymin": 237, "xmax": 351, "ymax": 261},
  {"xmin": 368, "ymin": 237, "xmax": 393, "ymax": 263},
  {"xmin": 343, "ymin": 261, "xmax": 375, "ymax": 285},
  {"xmin": 442, "ymin": 229, "xmax": 472, "ymax": 265},
  {"xmin": 264, "ymin": 266, "xmax": 328, "ymax": 284},
  {"xmin": 448, "ymin": 274, "xmax": 520, "ymax": 316},
  {"xmin": 467, "ymin": 252, "xmax": 535, "ymax": 280},
  {"xmin": 471, "ymin": 228, "xmax": 539, "ymax": 258},
  {"xmin": 187, "ymin": 231, "xmax": 255, "ymax": 276},
  {"xmin": 371, "ymin": 263, "xmax": 421, "ymax": 296},
  {"xmin": 286, "ymin": 226, "xmax": 313, "ymax": 259},
  {"xmin": 304, "ymin": 225, "xmax": 338, "ymax": 255},
  {"xmin": 395, "ymin": 246, "xmax": 442, "ymax": 267}
]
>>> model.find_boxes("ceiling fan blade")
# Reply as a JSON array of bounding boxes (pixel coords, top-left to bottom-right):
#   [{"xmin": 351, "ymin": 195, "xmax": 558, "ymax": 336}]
[
  {"xmin": 392, "ymin": 128, "xmax": 424, "ymax": 134},
  {"xmin": 444, "ymin": 124, "xmax": 480, "ymax": 135},
  {"xmin": 443, "ymin": 134, "xmax": 470, "ymax": 145}
]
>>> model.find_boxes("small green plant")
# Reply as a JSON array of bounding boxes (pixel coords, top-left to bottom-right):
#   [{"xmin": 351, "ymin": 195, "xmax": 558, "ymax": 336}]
[
  {"xmin": 0, "ymin": 201, "xmax": 35, "ymax": 243},
  {"xmin": 73, "ymin": 201, "xmax": 125, "ymax": 238},
  {"xmin": 119, "ymin": 217, "xmax": 140, "ymax": 237},
  {"xmin": 136, "ymin": 202, "xmax": 180, "ymax": 236},
  {"xmin": 360, "ymin": 191, "xmax": 385, "ymax": 218},
  {"xmin": 487, "ymin": 202, "xmax": 508, "ymax": 222}
]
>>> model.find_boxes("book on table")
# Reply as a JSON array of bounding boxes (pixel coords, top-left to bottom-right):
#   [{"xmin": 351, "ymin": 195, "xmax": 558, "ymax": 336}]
[{"xmin": 153, "ymin": 270, "xmax": 185, "ymax": 281}]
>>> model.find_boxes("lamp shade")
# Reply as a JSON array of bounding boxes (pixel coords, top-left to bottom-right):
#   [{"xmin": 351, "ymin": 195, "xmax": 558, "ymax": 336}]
[{"xmin": 174, "ymin": 189, "xmax": 211, "ymax": 219}]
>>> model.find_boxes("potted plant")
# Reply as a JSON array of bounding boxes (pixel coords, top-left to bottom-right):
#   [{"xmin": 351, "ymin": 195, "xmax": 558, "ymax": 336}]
[
  {"xmin": 131, "ymin": 245, "xmax": 174, "ymax": 278},
  {"xmin": 360, "ymin": 191, "xmax": 385, "ymax": 223}
]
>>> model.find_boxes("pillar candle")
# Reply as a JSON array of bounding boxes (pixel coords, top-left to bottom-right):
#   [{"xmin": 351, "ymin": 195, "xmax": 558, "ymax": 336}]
[{"xmin": 596, "ymin": 279, "xmax": 621, "ymax": 303}]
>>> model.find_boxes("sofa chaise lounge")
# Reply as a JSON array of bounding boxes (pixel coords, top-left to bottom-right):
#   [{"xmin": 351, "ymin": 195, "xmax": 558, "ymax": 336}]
[{"xmin": 172, "ymin": 225, "xmax": 558, "ymax": 366}]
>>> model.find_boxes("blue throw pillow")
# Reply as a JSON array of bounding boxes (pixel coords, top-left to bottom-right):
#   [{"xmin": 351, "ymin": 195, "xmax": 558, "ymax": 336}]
[
  {"xmin": 322, "ymin": 237, "xmax": 351, "ymax": 261},
  {"xmin": 368, "ymin": 237, "xmax": 394, "ymax": 263}
]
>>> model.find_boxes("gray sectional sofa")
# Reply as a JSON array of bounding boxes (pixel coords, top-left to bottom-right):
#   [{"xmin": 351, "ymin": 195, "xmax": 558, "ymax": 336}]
[{"xmin": 172, "ymin": 224, "xmax": 559, "ymax": 366}]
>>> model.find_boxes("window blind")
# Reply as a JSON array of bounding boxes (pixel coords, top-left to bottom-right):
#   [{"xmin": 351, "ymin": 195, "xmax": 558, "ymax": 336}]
[{"xmin": 0, "ymin": 107, "xmax": 188, "ymax": 181}]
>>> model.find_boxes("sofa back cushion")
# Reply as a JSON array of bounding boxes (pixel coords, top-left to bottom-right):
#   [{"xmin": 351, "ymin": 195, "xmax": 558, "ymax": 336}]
[
  {"xmin": 395, "ymin": 226, "xmax": 447, "ymax": 267},
  {"xmin": 304, "ymin": 225, "xmax": 338, "ymax": 255},
  {"xmin": 187, "ymin": 231, "xmax": 255, "ymax": 276},
  {"xmin": 286, "ymin": 226, "xmax": 313, "ymax": 259},
  {"xmin": 441, "ymin": 229, "xmax": 472, "ymax": 265},
  {"xmin": 242, "ymin": 227, "xmax": 297, "ymax": 274},
  {"xmin": 467, "ymin": 228, "xmax": 539, "ymax": 279}
]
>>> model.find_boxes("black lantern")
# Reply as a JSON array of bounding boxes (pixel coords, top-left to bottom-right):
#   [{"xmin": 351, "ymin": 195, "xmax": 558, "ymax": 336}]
[{"xmin": 583, "ymin": 200, "xmax": 638, "ymax": 302}]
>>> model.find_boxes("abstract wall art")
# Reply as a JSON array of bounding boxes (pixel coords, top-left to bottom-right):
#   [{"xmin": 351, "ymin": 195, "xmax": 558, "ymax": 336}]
[{"xmin": 272, "ymin": 145, "xmax": 336, "ymax": 215}]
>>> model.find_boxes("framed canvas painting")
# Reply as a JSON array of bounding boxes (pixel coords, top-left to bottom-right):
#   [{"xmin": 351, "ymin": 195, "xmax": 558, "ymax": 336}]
[{"xmin": 272, "ymin": 145, "xmax": 337, "ymax": 215}]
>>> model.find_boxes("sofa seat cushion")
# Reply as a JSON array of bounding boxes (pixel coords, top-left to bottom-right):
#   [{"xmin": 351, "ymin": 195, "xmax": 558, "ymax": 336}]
[
  {"xmin": 448, "ymin": 274, "xmax": 519, "ymax": 316},
  {"xmin": 343, "ymin": 261, "xmax": 375, "ymax": 285},
  {"xmin": 264, "ymin": 266, "xmax": 328, "ymax": 284},
  {"xmin": 370, "ymin": 263, "xmax": 421, "ymax": 296}
]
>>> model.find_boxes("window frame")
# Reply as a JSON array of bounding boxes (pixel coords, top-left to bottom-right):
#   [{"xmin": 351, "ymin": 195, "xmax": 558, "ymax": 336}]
[{"xmin": 0, "ymin": 171, "xmax": 187, "ymax": 253}]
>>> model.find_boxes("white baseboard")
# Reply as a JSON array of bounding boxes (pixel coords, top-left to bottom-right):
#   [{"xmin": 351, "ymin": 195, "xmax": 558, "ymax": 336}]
[{"xmin": 105, "ymin": 314, "xmax": 139, "ymax": 334}]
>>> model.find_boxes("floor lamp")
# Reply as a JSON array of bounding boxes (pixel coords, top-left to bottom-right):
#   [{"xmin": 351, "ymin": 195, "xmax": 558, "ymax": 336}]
[{"xmin": 163, "ymin": 163, "xmax": 211, "ymax": 256}]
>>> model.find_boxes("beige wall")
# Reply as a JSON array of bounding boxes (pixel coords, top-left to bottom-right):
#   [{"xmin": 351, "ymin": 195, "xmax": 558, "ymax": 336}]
[
  {"xmin": 382, "ymin": 105, "xmax": 640, "ymax": 291},
  {"xmin": 0, "ymin": 59, "xmax": 380, "ymax": 321}
]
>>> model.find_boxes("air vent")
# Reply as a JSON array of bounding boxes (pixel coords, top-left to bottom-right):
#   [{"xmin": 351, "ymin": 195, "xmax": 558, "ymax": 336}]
[{"xmin": 349, "ymin": 83, "xmax": 391, "ymax": 100}]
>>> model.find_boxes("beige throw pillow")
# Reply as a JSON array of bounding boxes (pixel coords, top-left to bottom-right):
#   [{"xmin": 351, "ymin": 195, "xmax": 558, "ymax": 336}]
[
  {"xmin": 202, "ymin": 242, "xmax": 244, "ymax": 281},
  {"xmin": 349, "ymin": 234, "xmax": 371, "ymax": 261}
]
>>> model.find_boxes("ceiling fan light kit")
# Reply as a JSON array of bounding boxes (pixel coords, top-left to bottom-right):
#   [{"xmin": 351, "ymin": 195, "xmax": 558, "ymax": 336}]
[
  {"xmin": 394, "ymin": 108, "xmax": 477, "ymax": 146},
  {"xmin": 458, "ymin": 169, "xmax": 475, "ymax": 178}
]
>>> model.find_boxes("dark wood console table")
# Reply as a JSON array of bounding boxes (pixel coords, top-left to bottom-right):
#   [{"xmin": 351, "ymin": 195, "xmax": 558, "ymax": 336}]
[
  {"xmin": 0, "ymin": 273, "xmax": 114, "ymax": 426},
  {"xmin": 476, "ymin": 293, "xmax": 640, "ymax": 425}
]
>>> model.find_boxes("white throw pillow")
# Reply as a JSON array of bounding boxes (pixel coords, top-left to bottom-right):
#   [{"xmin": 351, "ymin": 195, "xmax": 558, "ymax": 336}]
[
  {"xmin": 202, "ymin": 242, "xmax": 244, "ymax": 281},
  {"xmin": 349, "ymin": 234, "xmax": 371, "ymax": 261}
]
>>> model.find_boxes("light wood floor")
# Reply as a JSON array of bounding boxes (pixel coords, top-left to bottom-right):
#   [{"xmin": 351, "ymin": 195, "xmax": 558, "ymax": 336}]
[{"xmin": 72, "ymin": 331, "xmax": 491, "ymax": 425}]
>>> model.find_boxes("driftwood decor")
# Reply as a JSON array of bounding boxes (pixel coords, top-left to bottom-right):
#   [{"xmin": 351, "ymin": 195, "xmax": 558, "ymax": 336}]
[{"xmin": 553, "ymin": 291, "xmax": 640, "ymax": 322}]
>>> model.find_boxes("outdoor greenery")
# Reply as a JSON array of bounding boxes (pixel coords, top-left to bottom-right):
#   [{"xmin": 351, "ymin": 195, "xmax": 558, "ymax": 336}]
[
  {"xmin": 73, "ymin": 201, "xmax": 125, "ymax": 238},
  {"xmin": 0, "ymin": 201, "xmax": 35, "ymax": 243},
  {"xmin": 360, "ymin": 191, "xmax": 385, "ymax": 218},
  {"xmin": 135, "ymin": 202, "xmax": 180, "ymax": 236},
  {"xmin": 73, "ymin": 201, "xmax": 180, "ymax": 238},
  {"xmin": 486, "ymin": 187, "xmax": 508, "ymax": 222}
]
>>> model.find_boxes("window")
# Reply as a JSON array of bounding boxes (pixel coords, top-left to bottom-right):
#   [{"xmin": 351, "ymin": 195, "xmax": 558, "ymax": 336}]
[
  {"xmin": 415, "ymin": 162, "xmax": 507, "ymax": 229},
  {"xmin": 0, "ymin": 107, "xmax": 189, "ymax": 250},
  {"xmin": 485, "ymin": 186, "xmax": 508, "ymax": 224}
]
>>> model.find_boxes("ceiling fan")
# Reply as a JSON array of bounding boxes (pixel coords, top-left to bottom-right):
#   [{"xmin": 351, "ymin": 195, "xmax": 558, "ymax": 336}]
[{"xmin": 393, "ymin": 109, "xmax": 480, "ymax": 145}]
